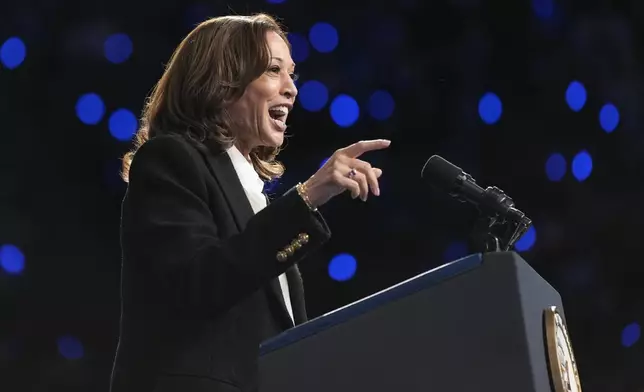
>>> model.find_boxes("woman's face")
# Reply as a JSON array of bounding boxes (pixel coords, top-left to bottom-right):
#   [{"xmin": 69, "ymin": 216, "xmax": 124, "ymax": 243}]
[{"xmin": 228, "ymin": 30, "xmax": 298, "ymax": 154}]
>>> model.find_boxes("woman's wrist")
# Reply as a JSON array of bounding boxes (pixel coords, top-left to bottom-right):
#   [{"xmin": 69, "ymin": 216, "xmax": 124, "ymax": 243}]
[{"xmin": 296, "ymin": 181, "xmax": 318, "ymax": 211}]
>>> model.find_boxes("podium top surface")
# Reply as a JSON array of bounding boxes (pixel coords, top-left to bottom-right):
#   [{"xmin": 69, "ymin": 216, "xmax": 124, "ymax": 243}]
[{"xmin": 260, "ymin": 253, "xmax": 483, "ymax": 356}]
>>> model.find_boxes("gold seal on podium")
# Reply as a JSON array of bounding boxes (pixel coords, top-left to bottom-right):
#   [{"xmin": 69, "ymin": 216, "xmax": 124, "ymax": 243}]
[{"xmin": 544, "ymin": 306, "xmax": 582, "ymax": 392}]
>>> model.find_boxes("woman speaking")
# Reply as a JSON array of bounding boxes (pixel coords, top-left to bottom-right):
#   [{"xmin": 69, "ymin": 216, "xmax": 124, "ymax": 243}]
[{"xmin": 109, "ymin": 13, "xmax": 390, "ymax": 392}]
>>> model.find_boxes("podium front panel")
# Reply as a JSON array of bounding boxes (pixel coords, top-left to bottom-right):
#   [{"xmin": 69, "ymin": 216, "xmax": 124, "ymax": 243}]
[{"xmin": 260, "ymin": 252, "xmax": 564, "ymax": 392}]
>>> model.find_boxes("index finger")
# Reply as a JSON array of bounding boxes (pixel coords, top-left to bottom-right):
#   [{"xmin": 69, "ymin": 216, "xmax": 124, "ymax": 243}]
[{"xmin": 340, "ymin": 139, "xmax": 391, "ymax": 158}]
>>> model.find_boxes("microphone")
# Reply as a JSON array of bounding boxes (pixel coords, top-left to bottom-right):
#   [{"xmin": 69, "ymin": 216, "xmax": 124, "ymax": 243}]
[{"xmin": 421, "ymin": 155, "xmax": 530, "ymax": 225}]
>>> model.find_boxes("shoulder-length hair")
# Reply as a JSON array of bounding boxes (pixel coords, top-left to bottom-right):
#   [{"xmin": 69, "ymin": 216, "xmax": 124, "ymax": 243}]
[{"xmin": 121, "ymin": 13, "xmax": 290, "ymax": 182}]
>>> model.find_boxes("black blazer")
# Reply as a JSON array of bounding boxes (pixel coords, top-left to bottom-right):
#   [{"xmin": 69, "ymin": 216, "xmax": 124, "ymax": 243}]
[{"xmin": 109, "ymin": 134, "xmax": 331, "ymax": 392}]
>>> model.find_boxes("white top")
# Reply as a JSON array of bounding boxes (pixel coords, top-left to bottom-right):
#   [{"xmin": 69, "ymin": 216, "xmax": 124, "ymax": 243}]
[{"xmin": 226, "ymin": 145, "xmax": 294, "ymax": 323}]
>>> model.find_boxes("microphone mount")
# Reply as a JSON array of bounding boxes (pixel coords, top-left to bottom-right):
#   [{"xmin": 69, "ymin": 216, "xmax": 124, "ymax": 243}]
[
  {"xmin": 468, "ymin": 186, "xmax": 532, "ymax": 253},
  {"xmin": 421, "ymin": 154, "xmax": 532, "ymax": 253}
]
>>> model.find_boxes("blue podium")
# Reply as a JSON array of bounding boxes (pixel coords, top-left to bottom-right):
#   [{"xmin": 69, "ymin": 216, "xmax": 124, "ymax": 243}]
[{"xmin": 259, "ymin": 252, "xmax": 580, "ymax": 392}]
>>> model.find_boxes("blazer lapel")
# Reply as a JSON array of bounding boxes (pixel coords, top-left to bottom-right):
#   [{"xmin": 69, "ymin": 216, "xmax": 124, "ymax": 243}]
[
  {"xmin": 198, "ymin": 144, "xmax": 255, "ymax": 232},
  {"xmin": 195, "ymin": 141, "xmax": 296, "ymax": 329}
]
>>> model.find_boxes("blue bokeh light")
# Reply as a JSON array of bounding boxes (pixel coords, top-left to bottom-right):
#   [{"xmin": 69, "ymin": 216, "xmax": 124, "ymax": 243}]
[
  {"xmin": 267, "ymin": 0, "xmax": 286, "ymax": 3},
  {"xmin": 109, "ymin": 109, "xmax": 138, "ymax": 141},
  {"xmin": 104, "ymin": 33, "xmax": 133, "ymax": 64},
  {"xmin": 319, "ymin": 157, "xmax": 329, "ymax": 168},
  {"xmin": 599, "ymin": 103, "xmax": 620, "ymax": 133},
  {"xmin": 368, "ymin": 90, "xmax": 395, "ymax": 121},
  {"xmin": 0, "ymin": 244, "xmax": 25, "ymax": 275},
  {"xmin": 76, "ymin": 93, "xmax": 106, "ymax": 125},
  {"xmin": 532, "ymin": 0, "xmax": 554, "ymax": 19},
  {"xmin": 566, "ymin": 81, "xmax": 587, "ymax": 112},
  {"xmin": 287, "ymin": 32, "xmax": 309, "ymax": 62},
  {"xmin": 478, "ymin": 92, "xmax": 502, "ymax": 125},
  {"xmin": 545, "ymin": 153, "xmax": 567, "ymax": 181},
  {"xmin": 328, "ymin": 253, "xmax": 357, "ymax": 282},
  {"xmin": 622, "ymin": 323, "xmax": 641, "ymax": 348},
  {"xmin": 309, "ymin": 22, "xmax": 339, "ymax": 53},
  {"xmin": 515, "ymin": 225, "xmax": 537, "ymax": 252},
  {"xmin": 57, "ymin": 335, "xmax": 84, "ymax": 360},
  {"xmin": 298, "ymin": 80, "xmax": 328, "ymax": 112},
  {"xmin": 330, "ymin": 94, "xmax": 360, "ymax": 127},
  {"xmin": 572, "ymin": 150, "xmax": 593, "ymax": 182},
  {"xmin": 0, "ymin": 37, "xmax": 27, "ymax": 69},
  {"xmin": 443, "ymin": 241, "xmax": 468, "ymax": 263}
]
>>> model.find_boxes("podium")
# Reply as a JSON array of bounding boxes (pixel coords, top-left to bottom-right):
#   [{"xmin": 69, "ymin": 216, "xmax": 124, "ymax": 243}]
[{"xmin": 259, "ymin": 252, "xmax": 580, "ymax": 392}]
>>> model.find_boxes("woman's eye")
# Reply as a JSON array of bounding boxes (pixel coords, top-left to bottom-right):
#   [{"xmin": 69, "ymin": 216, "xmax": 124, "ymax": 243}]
[
  {"xmin": 269, "ymin": 66, "xmax": 280, "ymax": 73},
  {"xmin": 290, "ymin": 73, "xmax": 299, "ymax": 82}
]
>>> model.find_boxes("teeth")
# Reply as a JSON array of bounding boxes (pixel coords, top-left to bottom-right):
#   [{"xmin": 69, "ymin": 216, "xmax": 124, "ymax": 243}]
[{"xmin": 269, "ymin": 105, "xmax": 289, "ymax": 116}]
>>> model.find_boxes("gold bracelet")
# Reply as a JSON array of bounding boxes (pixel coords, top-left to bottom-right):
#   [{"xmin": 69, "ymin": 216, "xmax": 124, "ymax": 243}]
[{"xmin": 296, "ymin": 182, "xmax": 317, "ymax": 211}]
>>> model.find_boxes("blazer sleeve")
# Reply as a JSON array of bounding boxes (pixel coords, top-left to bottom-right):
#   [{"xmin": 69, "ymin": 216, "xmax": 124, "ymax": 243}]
[{"xmin": 121, "ymin": 135, "xmax": 331, "ymax": 314}]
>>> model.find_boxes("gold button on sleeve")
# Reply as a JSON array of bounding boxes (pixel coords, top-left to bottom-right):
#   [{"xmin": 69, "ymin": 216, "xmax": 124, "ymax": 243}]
[
  {"xmin": 276, "ymin": 251, "xmax": 287, "ymax": 262},
  {"xmin": 298, "ymin": 233, "xmax": 309, "ymax": 244},
  {"xmin": 284, "ymin": 245, "xmax": 295, "ymax": 256}
]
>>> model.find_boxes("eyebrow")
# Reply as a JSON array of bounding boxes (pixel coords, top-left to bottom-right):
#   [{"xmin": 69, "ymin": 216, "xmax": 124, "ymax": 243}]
[{"xmin": 272, "ymin": 56, "xmax": 296, "ymax": 70}]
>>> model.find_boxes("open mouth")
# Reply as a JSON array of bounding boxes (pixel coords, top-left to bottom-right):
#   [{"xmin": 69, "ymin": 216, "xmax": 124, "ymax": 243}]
[{"xmin": 268, "ymin": 105, "xmax": 290, "ymax": 130}]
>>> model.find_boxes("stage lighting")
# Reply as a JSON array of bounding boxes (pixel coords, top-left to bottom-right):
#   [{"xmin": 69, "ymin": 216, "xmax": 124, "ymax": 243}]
[
  {"xmin": 478, "ymin": 92, "xmax": 502, "ymax": 125},
  {"xmin": 76, "ymin": 93, "xmax": 105, "ymax": 125},
  {"xmin": 566, "ymin": 81, "xmax": 586, "ymax": 112},
  {"xmin": 0, "ymin": 37, "xmax": 26, "ymax": 69},
  {"xmin": 368, "ymin": 90, "xmax": 395, "ymax": 121},
  {"xmin": 621, "ymin": 322, "xmax": 640, "ymax": 348},
  {"xmin": 532, "ymin": 0, "xmax": 554, "ymax": 19},
  {"xmin": 572, "ymin": 150, "xmax": 593, "ymax": 182},
  {"xmin": 599, "ymin": 103, "xmax": 619, "ymax": 133},
  {"xmin": 108, "ymin": 109, "xmax": 138, "ymax": 141},
  {"xmin": 328, "ymin": 253, "xmax": 357, "ymax": 282},
  {"xmin": 104, "ymin": 33, "xmax": 133, "ymax": 64},
  {"xmin": 515, "ymin": 225, "xmax": 536, "ymax": 251},
  {"xmin": 545, "ymin": 153, "xmax": 566, "ymax": 181},
  {"xmin": 288, "ymin": 32, "xmax": 309, "ymax": 62},
  {"xmin": 0, "ymin": 244, "xmax": 25, "ymax": 275},
  {"xmin": 309, "ymin": 22, "xmax": 339, "ymax": 53},
  {"xmin": 298, "ymin": 80, "xmax": 329, "ymax": 112},
  {"xmin": 330, "ymin": 94, "xmax": 359, "ymax": 127},
  {"xmin": 57, "ymin": 335, "xmax": 84, "ymax": 360}
]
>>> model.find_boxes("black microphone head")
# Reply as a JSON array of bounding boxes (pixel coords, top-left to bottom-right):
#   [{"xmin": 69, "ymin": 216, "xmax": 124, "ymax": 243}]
[{"xmin": 421, "ymin": 155, "xmax": 464, "ymax": 192}]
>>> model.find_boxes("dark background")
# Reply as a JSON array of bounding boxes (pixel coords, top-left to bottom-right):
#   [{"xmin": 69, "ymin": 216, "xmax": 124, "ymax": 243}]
[{"xmin": 1, "ymin": 0, "xmax": 643, "ymax": 390}]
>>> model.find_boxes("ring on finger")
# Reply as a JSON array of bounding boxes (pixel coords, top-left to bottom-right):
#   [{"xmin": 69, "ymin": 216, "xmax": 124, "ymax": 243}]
[{"xmin": 347, "ymin": 168, "xmax": 357, "ymax": 179}]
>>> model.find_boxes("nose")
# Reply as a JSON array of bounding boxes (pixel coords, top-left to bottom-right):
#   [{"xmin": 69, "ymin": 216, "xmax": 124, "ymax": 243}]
[{"xmin": 282, "ymin": 76, "xmax": 298, "ymax": 101}]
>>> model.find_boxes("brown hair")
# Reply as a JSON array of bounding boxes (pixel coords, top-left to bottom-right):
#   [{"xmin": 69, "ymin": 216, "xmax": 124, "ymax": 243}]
[{"xmin": 121, "ymin": 13, "xmax": 290, "ymax": 182}]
